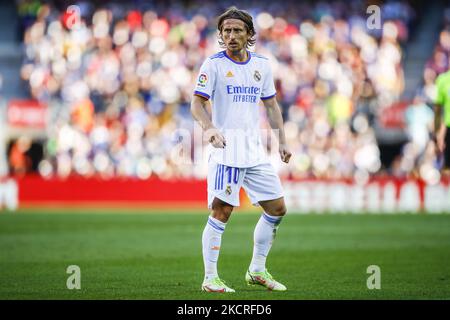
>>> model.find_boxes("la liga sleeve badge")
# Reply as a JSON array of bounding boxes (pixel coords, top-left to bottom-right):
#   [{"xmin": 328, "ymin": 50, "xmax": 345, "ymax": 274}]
[{"xmin": 197, "ymin": 73, "xmax": 208, "ymax": 88}]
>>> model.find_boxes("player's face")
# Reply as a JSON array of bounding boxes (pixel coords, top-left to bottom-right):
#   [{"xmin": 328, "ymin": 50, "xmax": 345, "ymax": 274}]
[{"xmin": 221, "ymin": 19, "xmax": 249, "ymax": 53}]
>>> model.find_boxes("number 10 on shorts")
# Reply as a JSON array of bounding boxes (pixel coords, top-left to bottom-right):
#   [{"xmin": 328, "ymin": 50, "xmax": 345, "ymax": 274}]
[{"xmin": 215, "ymin": 164, "xmax": 240, "ymax": 190}]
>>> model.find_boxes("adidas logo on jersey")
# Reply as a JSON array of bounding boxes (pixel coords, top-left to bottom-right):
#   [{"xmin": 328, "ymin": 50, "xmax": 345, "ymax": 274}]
[{"xmin": 226, "ymin": 71, "xmax": 234, "ymax": 77}]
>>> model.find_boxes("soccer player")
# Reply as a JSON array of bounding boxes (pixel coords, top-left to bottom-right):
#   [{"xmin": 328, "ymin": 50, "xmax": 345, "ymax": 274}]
[
  {"xmin": 190, "ymin": 7, "xmax": 292, "ymax": 293},
  {"xmin": 434, "ymin": 69, "xmax": 450, "ymax": 177}
]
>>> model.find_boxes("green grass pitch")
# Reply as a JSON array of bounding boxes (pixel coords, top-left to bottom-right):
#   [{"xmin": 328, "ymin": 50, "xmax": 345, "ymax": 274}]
[{"xmin": 1, "ymin": 209, "xmax": 450, "ymax": 299}]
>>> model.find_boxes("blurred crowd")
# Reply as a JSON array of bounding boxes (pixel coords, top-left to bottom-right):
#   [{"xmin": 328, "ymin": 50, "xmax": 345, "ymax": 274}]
[
  {"xmin": 14, "ymin": 0, "xmax": 425, "ymax": 181},
  {"xmin": 393, "ymin": 5, "xmax": 450, "ymax": 184}
]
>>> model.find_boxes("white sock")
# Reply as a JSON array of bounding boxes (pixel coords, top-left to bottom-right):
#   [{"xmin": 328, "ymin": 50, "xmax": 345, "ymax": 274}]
[
  {"xmin": 249, "ymin": 212, "xmax": 283, "ymax": 273},
  {"xmin": 202, "ymin": 216, "xmax": 227, "ymax": 281}
]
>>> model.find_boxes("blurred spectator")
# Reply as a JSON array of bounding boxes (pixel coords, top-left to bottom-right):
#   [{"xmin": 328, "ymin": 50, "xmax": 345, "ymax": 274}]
[
  {"xmin": 405, "ymin": 95, "xmax": 434, "ymax": 156},
  {"xmin": 9, "ymin": 136, "xmax": 33, "ymax": 176}
]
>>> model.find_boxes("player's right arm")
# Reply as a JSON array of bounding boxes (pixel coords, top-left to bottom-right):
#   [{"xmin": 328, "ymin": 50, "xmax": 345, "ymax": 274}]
[
  {"xmin": 191, "ymin": 95, "xmax": 226, "ymax": 148},
  {"xmin": 191, "ymin": 58, "xmax": 226, "ymax": 148}
]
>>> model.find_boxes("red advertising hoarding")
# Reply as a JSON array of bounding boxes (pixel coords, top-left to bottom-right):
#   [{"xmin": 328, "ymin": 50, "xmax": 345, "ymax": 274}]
[
  {"xmin": 7, "ymin": 99, "xmax": 48, "ymax": 128},
  {"xmin": 1, "ymin": 176, "xmax": 449, "ymax": 213}
]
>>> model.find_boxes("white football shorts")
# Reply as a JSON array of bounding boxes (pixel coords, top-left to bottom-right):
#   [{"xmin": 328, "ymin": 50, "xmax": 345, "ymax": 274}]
[{"xmin": 207, "ymin": 159, "xmax": 284, "ymax": 208}]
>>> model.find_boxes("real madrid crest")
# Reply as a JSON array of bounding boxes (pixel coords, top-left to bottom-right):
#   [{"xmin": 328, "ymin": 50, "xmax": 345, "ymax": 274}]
[
  {"xmin": 225, "ymin": 185, "xmax": 232, "ymax": 195},
  {"xmin": 254, "ymin": 70, "xmax": 261, "ymax": 82}
]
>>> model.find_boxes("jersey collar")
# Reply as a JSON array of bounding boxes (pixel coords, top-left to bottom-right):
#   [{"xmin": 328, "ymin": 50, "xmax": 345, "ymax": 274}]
[{"xmin": 223, "ymin": 50, "xmax": 251, "ymax": 65}]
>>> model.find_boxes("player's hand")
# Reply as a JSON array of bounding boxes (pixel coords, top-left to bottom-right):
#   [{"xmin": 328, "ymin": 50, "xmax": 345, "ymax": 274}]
[
  {"xmin": 279, "ymin": 144, "xmax": 292, "ymax": 163},
  {"xmin": 205, "ymin": 128, "xmax": 226, "ymax": 148}
]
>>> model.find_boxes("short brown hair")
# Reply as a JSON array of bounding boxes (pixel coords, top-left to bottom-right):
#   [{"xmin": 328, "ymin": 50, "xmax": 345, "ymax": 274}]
[{"xmin": 217, "ymin": 6, "xmax": 256, "ymax": 48}]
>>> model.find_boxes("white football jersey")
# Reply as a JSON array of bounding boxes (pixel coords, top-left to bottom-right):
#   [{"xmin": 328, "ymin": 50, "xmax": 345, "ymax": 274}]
[{"xmin": 194, "ymin": 50, "xmax": 277, "ymax": 168}]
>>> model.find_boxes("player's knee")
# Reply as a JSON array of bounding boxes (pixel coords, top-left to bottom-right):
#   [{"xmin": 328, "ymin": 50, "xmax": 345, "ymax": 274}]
[
  {"xmin": 272, "ymin": 204, "xmax": 287, "ymax": 217},
  {"xmin": 211, "ymin": 199, "xmax": 233, "ymax": 222},
  {"xmin": 211, "ymin": 207, "xmax": 232, "ymax": 222}
]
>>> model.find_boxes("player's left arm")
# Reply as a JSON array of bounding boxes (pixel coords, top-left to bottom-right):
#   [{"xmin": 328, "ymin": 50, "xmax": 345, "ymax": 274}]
[{"xmin": 262, "ymin": 96, "xmax": 292, "ymax": 163}]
